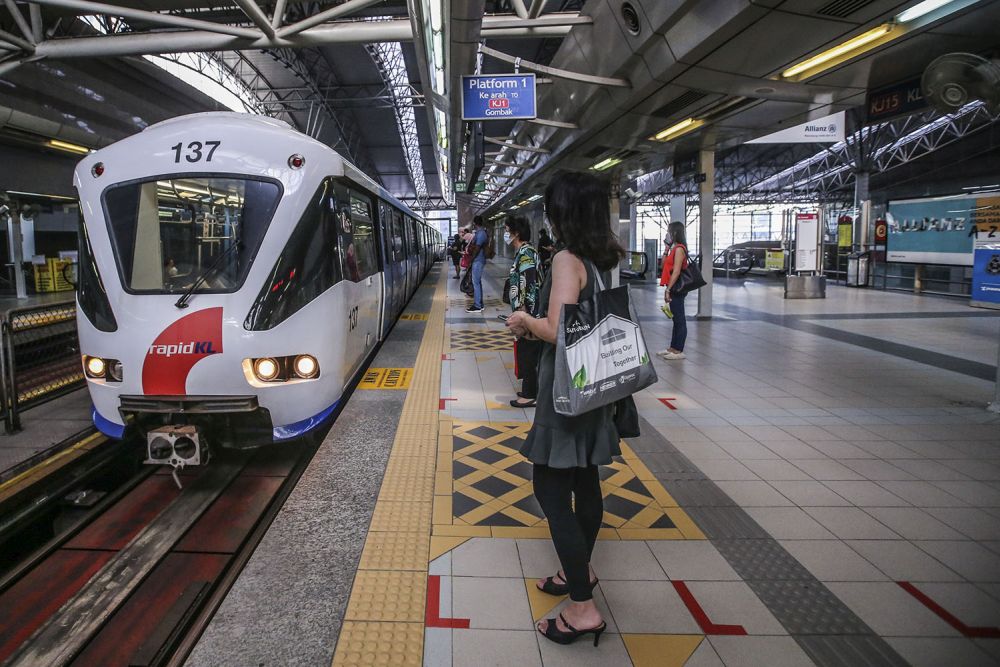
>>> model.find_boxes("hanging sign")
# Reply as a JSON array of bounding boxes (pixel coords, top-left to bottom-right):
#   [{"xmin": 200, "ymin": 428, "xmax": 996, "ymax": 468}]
[
  {"xmin": 867, "ymin": 77, "xmax": 927, "ymax": 122},
  {"xmin": 748, "ymin": 112, "xmax": 845, "ymax": 144},
  {"xmin": 461, "ymin": 74, "xmax": 537, "ymax": 121}
]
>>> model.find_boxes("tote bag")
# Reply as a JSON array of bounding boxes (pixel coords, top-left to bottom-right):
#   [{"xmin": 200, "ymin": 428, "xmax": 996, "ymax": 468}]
[
  {"xmin": 552, "ymin": 263, "xmax": 658, "ymax": 416},
  {"xmin": 672, "ymin": 254, "xmax": 706, "ymax": 296}
]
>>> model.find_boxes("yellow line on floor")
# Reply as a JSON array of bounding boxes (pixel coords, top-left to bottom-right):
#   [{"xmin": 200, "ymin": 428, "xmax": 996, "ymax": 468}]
[
  {"xmin": 0, "ymin": 431, "xmax": 106, "ymax": 499},
  {"xmin": 332, "ymin": 270, "xmax": 447, "ymax": 667}
]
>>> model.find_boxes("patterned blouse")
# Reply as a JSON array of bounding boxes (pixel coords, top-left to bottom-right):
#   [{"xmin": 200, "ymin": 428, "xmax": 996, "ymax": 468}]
[{"xmin": 508, "ymin": 243, "xmax": 539, "ymax": 314}]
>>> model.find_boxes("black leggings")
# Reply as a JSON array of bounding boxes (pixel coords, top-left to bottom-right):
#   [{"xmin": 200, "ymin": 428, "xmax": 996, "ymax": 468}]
[{"xmin": 532, "ymin": 464, "xmax": 603, "ymax": 602}]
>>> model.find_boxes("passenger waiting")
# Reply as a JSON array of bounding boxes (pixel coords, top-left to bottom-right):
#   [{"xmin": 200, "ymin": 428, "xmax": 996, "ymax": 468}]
[
  {"xmin": 506, "ymin": 170, "xmax": 624, "ymax": 648},
  {"xmin": 504, "ymin": 216, "xmax": 540, "ymax": 409},
  {"xmin": 465, "ymin": 216, "xmax": 489, "ymax": 313},
  {"xmin": 658, "ymin": 221, "xmax": 689, "ymax": 360}
]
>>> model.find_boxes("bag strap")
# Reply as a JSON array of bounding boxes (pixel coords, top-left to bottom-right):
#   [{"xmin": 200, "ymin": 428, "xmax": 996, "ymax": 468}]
[{"xmin": 589, "ymin": 260, "xmax": 606, "ymax": 292}]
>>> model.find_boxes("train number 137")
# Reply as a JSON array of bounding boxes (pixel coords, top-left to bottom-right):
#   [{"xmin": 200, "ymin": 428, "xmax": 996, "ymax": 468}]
[
  {"xmin": 171, "ymin": 141, "xmax": 221, "ymax": 163},
  {"xmin": 348, "ymin": 306, "xmax": 359, "ymax": 331}
]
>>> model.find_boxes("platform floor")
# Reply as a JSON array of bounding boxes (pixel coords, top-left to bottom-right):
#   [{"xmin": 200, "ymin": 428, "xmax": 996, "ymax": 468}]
[
  {"xmin": 188, "ymin": 261, "xmax": 1000, "ymax": 667},
  {"xmin": 0, "ymin": 389, "xmax": 93, "ymax": 475}
]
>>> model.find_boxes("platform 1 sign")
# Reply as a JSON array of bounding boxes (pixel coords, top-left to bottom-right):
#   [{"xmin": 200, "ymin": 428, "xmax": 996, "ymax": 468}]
[{"xmin": 461, "ymin": 74, "xmax": 536, "ymax": 121}]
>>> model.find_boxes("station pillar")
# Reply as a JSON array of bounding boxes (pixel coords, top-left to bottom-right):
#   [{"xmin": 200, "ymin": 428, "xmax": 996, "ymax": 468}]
[
  {"xmin": 854, "ymin": 171, "xmax": 871, "ymax": 248},
  {"xmin": 697, "ymin": 150, "xmax": 714, "ymax": 318}
]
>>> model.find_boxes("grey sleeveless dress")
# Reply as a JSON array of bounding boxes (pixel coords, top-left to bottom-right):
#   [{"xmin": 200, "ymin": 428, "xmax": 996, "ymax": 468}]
[{"xmin": 519, "ymin": 259, "xmax": 622, "ymax": 468}]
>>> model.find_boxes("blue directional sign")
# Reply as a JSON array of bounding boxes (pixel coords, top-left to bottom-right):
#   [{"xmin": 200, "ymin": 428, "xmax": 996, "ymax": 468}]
[{"xmin": 461, "ymin": 74, "xmax": 536, "ymax": 121}]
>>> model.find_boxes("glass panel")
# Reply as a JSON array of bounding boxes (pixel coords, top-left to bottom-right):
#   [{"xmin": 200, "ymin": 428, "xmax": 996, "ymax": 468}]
[
  {"xmin": 349, "ymin": 191, "xmax": 378, "ymax": 280},
  {"xmin": 77, "ymin": 213, "xmax": 117, "ymax": 332},
  {"xmin": 103, "ymin": 176, "xmax": 280, "ymax": 294},
  {"xmin": 244, "ymin": 179, "xmax": 340, "ymax": 331}
]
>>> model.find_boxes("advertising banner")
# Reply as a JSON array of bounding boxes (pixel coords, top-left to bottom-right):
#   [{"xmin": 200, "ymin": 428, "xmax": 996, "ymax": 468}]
[
  {"xmin": 971, "ymin": 222, "xmax": 1000, "ymax": 309},
  {"xmin": 748, "ymin": 111, "xmax": 845, "ymax": 144},
  {"xmin": 885, "ymin": 195, "xmax": 1000, "ymax": 265},
  {"xmin": 461, "ymin": 74, "xmax": 536, "ymax": 120}
]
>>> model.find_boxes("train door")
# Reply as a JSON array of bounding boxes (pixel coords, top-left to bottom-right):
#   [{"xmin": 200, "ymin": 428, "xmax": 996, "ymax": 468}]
[
  {"xmin": 389, "ymin": 210, "xmax": 406, "ymax": 320},
  {"xmin": 333, "ymin": 183, "xmax": 382, "ymax": 377},
  {"xmin": 405, "ymin": 216, "xmax": 419, "ymax": 298},
  {"xmin": 377, "ymin": 201, "xmax": 399, "ymax": 338}
]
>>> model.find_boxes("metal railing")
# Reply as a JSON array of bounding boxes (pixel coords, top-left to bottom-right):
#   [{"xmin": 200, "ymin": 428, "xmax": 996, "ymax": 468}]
[{"xmin": 1, "ymin": 300, "xmax": 83, "ymax": 433}]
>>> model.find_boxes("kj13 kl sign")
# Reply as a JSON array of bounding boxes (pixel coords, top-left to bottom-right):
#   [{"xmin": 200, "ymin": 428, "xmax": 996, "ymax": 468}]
[{"xmin": 461, "ymin": 74, "xmax": 537, "ymax": 120}]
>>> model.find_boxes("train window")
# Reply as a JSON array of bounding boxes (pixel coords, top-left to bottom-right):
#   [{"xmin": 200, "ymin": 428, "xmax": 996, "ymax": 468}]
[
  {"xmin": 244, "ymin": 178, "xmax": 341, "ymax": 331},
  {"xmin": 410, "ymin": 217, "xmax": 421, "ymax": 251},
  {"xmin": 77, "ymin": 212, "xmax": 118, "ymax": 332},
  {"xmin": 340, "ymin": 190, "xmax": 378, "ymax": 281},
  {"xmin": 103, "ymin": 175, "xmax": 280, "ymax": 294}
]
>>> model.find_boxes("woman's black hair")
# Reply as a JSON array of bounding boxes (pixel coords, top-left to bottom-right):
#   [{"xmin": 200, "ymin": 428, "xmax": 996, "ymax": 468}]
[
  {"xmin": 544, "ymin": 170, "xmax": 625, "ymax": 271},
  {"xmin": 667, "ymin": 220, "xmax": 686, "ymax": 246},
  {"xmin": 505, "ymin": 215, "xmax": 531, "ymax": 243}
]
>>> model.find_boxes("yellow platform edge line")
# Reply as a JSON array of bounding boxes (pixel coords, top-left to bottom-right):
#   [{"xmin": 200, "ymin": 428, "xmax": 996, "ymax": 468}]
[
  {"xmin": 0, "ymin": 431, "xmax": 106, "ymax": 495},
  {"xmin": 331, "ymin": 269, "xmax": 447, "ymax": 667}
]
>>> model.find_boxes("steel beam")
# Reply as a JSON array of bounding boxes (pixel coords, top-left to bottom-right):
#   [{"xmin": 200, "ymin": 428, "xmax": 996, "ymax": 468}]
[
  {"xmin": 528, "ymin": 0, "xmax": 546, "ymax": 18},
  {"xmin": 480, "ymin": 44, "xmax": 629, "ymax": 87},
  {"xmin": 28, "ymin": 3, "xmax": 43, "ymax": 42},
  {"xmin": 0, "ymin": 27, "xmax": 33, "ymax": 52},
  {"xmin": 509, "ymin": 0, "xmax": 529, "ymax": 19},
  {"xmin": 485, "ymin": 137, "xmax": 550, "ymax": 153},
  {"xmin": 232, "ymin": 0, "xmax": 275, "ymax": 38},
  {"xmin": 4, "ymin": 0, "xmax": 35, "ymax": 44},
  {"xmin": 271, "ymin": 0, "xmax": 287, "ymax": 28},
  {"xmin": 276, "ymin": 0, "xmax": 384, "ymax": 38},
  {"xmin": 30, "ymin": 0, "xmax": 261, "ymax": 38}
]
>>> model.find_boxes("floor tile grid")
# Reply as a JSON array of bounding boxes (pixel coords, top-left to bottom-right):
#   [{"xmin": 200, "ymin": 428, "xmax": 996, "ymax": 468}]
[{"xmin": 331, "ymin": 269, "xmax": 448, "ymax": 667}]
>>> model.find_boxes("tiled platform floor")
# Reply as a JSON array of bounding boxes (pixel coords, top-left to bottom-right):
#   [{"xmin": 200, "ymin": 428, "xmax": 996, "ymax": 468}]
[{"xmin": 428, "ymin": 264, "xmax": 1000, "ymax": 666}]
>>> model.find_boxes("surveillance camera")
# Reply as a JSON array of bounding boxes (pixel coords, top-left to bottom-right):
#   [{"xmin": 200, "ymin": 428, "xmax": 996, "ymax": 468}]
[{"xmin": 624, "ymin": 187, "xmax": 638, "ymax": 199}]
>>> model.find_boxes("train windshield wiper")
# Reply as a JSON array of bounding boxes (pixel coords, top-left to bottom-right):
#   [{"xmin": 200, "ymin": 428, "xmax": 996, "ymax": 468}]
[{"xmin": 174, "ymin": 241, "xmax": 241, "ymax": 309}]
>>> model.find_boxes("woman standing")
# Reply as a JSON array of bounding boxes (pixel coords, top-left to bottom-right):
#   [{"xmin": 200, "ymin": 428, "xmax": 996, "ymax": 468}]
[
  {"xmin": 658, "ymin": 221, "xmax": 688, "ymax": 360},
  {"xmin": 504, "ymin": 216, "xmax": 540, "ymax": 409},
  {"xmin": 507, "ymin": 171, "xmax": 624, "ymax": 648}
]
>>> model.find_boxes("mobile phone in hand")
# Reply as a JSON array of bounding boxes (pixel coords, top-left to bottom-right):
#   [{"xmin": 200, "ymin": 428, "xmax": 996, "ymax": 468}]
[{"xmin": 497, "ymin": 314, "xmax": 509, "ymax": 321}]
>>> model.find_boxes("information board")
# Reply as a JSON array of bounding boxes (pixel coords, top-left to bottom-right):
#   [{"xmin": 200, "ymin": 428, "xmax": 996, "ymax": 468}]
[
  {"xmin": 885, "ymin": 195, "xmax": 999, "ymax": 265},
  {"xmin": 461, "ymin": 74, "xmax": 536, "ymax": 121},
  {"xmin": 971, "ymin": 222, "xmax": 1000, "ymax": 309},
  {"xmin": 794, "ymin": 212, "xmax": 820, "ymax": 272}
]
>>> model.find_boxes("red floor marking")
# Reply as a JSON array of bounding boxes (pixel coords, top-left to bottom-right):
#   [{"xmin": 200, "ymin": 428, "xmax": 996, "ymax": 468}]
[
  {"xmin": 426, "ymin": 575, "xmax": 470, "ymax": 629},
  {"xmin": 672, "ymin": 581, "xmax": 747, "ymax": 635},
  {"xmin": 898, "ymin": 581, "xmax": 1000, "ymax": 638},
  {"xmin": 658, "ymin": 397, "xmax": 678, "ymax": 410},
  {"xmin": 442, "ymin": 354, "xmax": 454, "ymax": 361},
  {"xmin": 439, "ymin": 398, "xmax": 456, "ymax": 410}
]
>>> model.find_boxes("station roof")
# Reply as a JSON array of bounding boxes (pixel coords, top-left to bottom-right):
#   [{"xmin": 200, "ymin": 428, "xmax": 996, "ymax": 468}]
[{"xmin": 1, "ymin": 1, "xmax": 999, "ymax": 211}]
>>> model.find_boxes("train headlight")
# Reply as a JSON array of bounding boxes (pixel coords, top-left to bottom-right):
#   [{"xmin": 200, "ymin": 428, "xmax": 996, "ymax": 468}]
[
  {"xmin": 108, "ymin": 360, "xmax": 124, "ymax": 382},
  {"xmin": 85, "ymin": 356, "xmax": 106, "ymax": 378},
  {"xmin": 293, "ymin": 354, "xmax": 319, "ymax": 379},
  {"xmin": 254, "ymin": 357, "xmax": 280, "ymax": 381}
]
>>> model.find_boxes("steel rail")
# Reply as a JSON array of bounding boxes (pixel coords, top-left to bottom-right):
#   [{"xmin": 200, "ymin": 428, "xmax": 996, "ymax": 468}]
[
  {"xmin": 29, "ymin": 0, "xmax": 261, "ymax": 38},
  {"xmin": 480, "ymin": 44, "xmax": 630, "ymax": 87},
  {"xmin": 275, "ymin": 0, "xmax": 384, "ymax": 38}
]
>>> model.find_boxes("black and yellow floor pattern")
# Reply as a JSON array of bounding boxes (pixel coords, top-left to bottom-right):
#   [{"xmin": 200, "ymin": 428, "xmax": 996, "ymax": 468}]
[
  {"xmin": 432, "ymin": 421, "xmax": 705, "ymax": 540},
  {"xmin": 448, "ymin": 328, "xmax": 515, "ymax": 351}
]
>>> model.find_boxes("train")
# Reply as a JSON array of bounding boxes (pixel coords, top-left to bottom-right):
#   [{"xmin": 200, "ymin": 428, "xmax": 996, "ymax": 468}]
[{"xmin": 74, "ymin": 112, "xmax": 441, "ymax": 469}]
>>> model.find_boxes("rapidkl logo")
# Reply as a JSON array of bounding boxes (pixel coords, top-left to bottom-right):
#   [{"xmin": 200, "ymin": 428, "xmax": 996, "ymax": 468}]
[{"xmin": 142, "ymin": 307, "xmax": 223, "ymax": 395}]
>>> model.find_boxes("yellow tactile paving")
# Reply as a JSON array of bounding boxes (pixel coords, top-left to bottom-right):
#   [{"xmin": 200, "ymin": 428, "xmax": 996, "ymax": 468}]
[
  {"xmin": 334, "ymin": 622, "xmax": 423, "ymax": 667},
  {"xmin": 368, "ymin": 501, "xmax": 432, "ymax": 533},
  {"xmin": 622, "ymin": 634, "xmax": 705, "ymax": 667},
  {"xmin": 343, "ymin": 570, "xmax": 427, "ymax": 623},
  {"xmin": 359, "ymin": 531, "xmax": 430, "ymax": 571}
]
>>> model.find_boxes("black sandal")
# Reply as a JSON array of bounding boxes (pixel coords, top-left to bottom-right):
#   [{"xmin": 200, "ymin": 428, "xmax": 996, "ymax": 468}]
[
  {"xmin": 510, "ymin": 398, "xmax": 536, "ymax": 408},
  {"xmin": 537, "ymin": 572, "xmax": 599, "ymax": 596},
  {"xmin": 538, "ymin": 613, "xmax": 606, "ymax": 647}
]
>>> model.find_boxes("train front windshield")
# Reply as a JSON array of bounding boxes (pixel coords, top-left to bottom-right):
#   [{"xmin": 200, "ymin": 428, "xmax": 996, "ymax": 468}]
[{"xmin": 102, "ymin": 176, "xmax": 281, "ymax": 294}]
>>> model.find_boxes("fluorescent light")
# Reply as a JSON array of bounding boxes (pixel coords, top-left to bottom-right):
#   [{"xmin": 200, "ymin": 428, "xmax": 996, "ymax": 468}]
[
  {"xmin": 591, "ymin": 157, "xmax": 623, "ymax": 171},
  {"xmin": 649, "ymin": 117, "xmax": 704, "ymax": 142},
  {"xmin": 896, "ymin": 0, "xmax": 959, "ymax": 22},
  {"xmin": 48, "ymin": 139, "xmax": 92, "ymax": 155},
  {"xmin": 527, "ymin": 194, "xmax": 542, "ymax": 201},
  {"xmin": 781, "ymin": 24, "xmax": 892, "ymax": 79}
]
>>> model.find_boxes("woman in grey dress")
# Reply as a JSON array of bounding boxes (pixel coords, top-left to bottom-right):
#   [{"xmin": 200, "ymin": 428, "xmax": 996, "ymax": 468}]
[{"xmin": 506, "ymin": 170, "xmax": 625, "ymax": 647}]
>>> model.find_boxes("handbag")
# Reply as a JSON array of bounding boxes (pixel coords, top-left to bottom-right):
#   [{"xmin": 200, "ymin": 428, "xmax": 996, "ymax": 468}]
[
  {"xmin": 552, "ymin": 262, "xmax": 658, "ymax": 416},
  {"xmin": 613, "ymin": 396, "xmax": 640, "ymax": 438},
  {"xmin": 460, "ymin": 269, "xmax": 474, "ymax": 296},
  {"xmin": 460, "ymin": 252, "xmax": 471, "ymax": 270},
  {"xmin": 502, "ymin": 278, "xmax": 511, "ymax": 304},
  {"xmin": 672, "ymin": 252, "xmax": 706, "ymax": 296}
]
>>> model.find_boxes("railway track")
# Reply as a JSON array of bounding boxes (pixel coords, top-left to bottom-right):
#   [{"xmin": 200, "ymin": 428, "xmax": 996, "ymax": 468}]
[{"xmin": 0, "ymin": 431, "xmax": 324, "ymax": 667}]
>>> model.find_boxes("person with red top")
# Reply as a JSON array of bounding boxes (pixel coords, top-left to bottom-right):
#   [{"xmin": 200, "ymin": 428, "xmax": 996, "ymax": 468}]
[{"xmin": 658, "ymin": 221, "xmax": 688, "ymax": 360}]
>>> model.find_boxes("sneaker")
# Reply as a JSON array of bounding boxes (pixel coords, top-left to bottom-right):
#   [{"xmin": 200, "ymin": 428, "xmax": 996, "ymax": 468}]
[
  {"xmin": 660, "ymin": 304, "xmax": 673, "ymax": 319},
  {"xmin": 465, "ymin": 305, "xmax": 484, "ymax": 313},
  {"xmin": 662, "ymin": 350, "xmax": 686, "ymax": 360}
]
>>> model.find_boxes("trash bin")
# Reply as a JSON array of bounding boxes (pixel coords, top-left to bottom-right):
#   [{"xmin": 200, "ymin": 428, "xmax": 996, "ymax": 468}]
[{"xmin": 847, "ymin": 251, "xmax": 869, "ymax": 287}]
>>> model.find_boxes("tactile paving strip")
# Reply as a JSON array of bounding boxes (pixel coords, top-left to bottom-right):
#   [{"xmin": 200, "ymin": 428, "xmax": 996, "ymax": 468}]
[
  {"xmin": 334, "ymin": 622, "xmax": 423, "ymax": 667},
  {"xmin": 635, "ymin": 416, "xmax": 908, "ymax": 666}
]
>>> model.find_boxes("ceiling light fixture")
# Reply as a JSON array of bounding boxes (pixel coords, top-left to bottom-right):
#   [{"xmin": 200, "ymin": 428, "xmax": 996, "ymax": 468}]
[
  {"xmin": 649, "ymin": 117, "xmax": 704, "ymax": 142},
  {"xmin": 896, "ymin": 0, "xmax": 967, "ymax": 22},
  {"xmin": 591, "ymin": 157, "xmax": 624, "ymax": 171},
  {"xmin": 781, "ymin": 24, "xmax": 892, "ymax": 79},
  {"xmin": 48, "ymin": 139, "xmax": 92, "ymax": 155}
]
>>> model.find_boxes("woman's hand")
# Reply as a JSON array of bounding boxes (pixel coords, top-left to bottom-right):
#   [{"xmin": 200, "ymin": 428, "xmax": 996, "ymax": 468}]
[{"xmin": 507, "ymin": 311, "xmax": 531, "ymax": 337}]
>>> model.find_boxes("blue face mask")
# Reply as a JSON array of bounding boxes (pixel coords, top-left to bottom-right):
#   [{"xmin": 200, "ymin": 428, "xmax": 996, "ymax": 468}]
[{"xmin": 503, "ymin": 231, "xmax": 512, "ymax": 245}]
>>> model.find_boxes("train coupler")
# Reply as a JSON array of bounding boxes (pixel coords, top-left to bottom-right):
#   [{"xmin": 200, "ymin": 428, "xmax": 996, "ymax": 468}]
[{"xmin": 145, "ymin": 425, "xmax": 209, "ymax": 489}]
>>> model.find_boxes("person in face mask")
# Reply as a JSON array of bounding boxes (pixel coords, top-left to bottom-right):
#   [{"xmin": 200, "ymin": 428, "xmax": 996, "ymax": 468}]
[{"xmin": 505, "ymin": 216, "xmax": 540, "ymax": 408}]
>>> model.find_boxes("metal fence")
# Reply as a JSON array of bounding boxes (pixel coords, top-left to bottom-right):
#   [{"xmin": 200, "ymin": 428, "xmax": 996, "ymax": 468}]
[{"xmin": 1, "ymin": 300, "xmax": 83, "ymax": 433}]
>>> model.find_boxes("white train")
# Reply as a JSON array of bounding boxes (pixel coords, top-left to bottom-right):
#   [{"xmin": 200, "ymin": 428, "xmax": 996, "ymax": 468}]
[{"xmin": 74, "ymin": 112, "xmax": 440, "ymax": 467}]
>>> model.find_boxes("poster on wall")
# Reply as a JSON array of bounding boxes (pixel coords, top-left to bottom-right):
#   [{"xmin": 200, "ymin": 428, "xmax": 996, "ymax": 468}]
[
  {"xmin": 971, "ymin": 222, "xmax": 1000, "ymax": 309},
  {"xmin": 885, "ymin": 195, "xmax": 1000, "ymax": 265}
]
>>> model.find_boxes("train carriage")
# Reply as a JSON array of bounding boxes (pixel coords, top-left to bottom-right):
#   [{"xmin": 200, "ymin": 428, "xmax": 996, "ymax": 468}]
[{"xmin": 74, "ymin": 112, "xmax": 439, "ymax": 467}]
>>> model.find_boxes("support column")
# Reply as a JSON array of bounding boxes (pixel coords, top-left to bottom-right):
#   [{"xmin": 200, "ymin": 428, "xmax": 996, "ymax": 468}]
[
  {"xmin": 697, "ymin": 150, "xmax": 714, "ymax": 319},
  {"xmin": 854, "ymin": 171, "xmax": 871, "ymax": 249},
  {"xmin": 610, "ymin": 176, "xmax": 622, "ymax": 287},
  {"xmin": 10, "ymin": 212, "xmax": 26, "ymax": 299}
]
